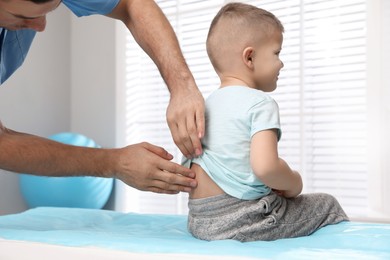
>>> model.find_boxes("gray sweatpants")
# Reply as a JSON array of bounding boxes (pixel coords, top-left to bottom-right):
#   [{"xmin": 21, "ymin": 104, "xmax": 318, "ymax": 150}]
[{"xmin": 188, "ymin": 193, "xmax": 348, "ymax": 242}]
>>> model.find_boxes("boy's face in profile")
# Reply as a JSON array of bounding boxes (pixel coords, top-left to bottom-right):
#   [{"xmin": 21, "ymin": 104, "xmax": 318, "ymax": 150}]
[{"xmin": 251, "ymin": 30, "xmax": 284, "ymax": 92}]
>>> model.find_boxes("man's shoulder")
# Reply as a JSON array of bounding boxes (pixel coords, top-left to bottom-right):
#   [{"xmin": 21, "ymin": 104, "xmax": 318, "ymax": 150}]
[{"xmin": 62, "ymin": 0, "xmax": 120, "ymax": 17}]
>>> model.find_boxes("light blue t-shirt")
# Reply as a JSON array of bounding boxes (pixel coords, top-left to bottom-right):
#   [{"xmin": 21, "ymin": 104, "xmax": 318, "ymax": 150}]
[
  {"xmin": 183, "ymin": 86, "xmax": 282, "ymax": 200},
  {"xmin": 0, "ymin": 0, "xmax": 120, "ymax": 84}
]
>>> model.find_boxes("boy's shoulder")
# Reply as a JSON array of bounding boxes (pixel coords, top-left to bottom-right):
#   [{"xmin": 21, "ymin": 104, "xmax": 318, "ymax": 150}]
[{"xmin": 208, "ymin": 86, "xmax": 275, "ymax": 103}]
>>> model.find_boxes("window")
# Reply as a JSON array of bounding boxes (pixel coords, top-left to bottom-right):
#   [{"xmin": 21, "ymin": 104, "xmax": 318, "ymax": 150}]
[{"xmin": 115, "ymin": 0, "xmax": 389, "ymax": 221}]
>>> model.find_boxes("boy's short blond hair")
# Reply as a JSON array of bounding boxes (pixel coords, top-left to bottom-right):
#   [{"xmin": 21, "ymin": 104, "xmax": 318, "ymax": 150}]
[{"xmin": 207, "ymin": 3, "xmax": 284, "ymax": 73}]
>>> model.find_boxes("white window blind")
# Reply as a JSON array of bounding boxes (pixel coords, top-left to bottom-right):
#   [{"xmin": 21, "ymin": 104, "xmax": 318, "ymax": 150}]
[
  {"xmin": 118, "ymin": 0, "xmax": 388, "ymax": 220},
  {"xmin": 269, "ymin": 0, "xmax": 368, "ymax": 217}
]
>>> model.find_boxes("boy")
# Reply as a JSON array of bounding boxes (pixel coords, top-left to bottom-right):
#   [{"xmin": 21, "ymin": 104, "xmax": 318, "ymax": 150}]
[{"xmin": 183, "ymin": 3, "xmax": 348, "ymax": 242}]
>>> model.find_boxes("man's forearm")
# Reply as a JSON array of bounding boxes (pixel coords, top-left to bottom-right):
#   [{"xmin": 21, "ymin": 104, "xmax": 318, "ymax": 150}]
[
  {"xmin": 0, "ymin": 126, "xmax": 114, "ymax": 177},
  {"xmin": 110, "ymin": 0, "xmax": 195, "ymax": 93}
]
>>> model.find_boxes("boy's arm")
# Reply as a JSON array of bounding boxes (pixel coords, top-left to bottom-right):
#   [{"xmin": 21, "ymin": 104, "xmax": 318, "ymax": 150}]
[{"xmin": 250, "ymin": 129, "xmax": 302, "ymax": 198}]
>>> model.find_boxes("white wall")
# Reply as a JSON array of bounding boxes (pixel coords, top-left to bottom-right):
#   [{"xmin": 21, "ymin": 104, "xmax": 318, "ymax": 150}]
[
  {"xmin": 70, "ymin": 15, "xmax": 117, "ymax": 148},
  {"xmin": 367, "ymin": 0, "xmax": 390, "ymax": 219},
  {"xmin": 0, "ymin": 6, "xmax": 118, "ymax": 215}
]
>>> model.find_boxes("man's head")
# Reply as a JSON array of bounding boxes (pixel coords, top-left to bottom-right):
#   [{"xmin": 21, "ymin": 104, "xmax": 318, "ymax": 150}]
[
  {"xmin": 206, "ymin": 3, "xmax": 284, "ymax": 76},
  {"xmin": 0, "ymin": 0, "xmax": 62, "ymax": 31}
]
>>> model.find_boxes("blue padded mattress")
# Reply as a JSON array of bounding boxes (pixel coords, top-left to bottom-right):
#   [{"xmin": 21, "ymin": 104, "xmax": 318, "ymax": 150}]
[{"xmin": 0, "ymin": 207, "xmax": 389, "ymax": 259}]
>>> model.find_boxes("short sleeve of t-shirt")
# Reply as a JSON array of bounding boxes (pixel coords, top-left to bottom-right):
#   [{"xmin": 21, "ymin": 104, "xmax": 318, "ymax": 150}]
[
  {"xmin": 62, "ymin": 0, "xmax": 120, "ymax": 17},
  {"xmin": 249, "ymin": 98, "xmax": 282, "ymax": 141}
]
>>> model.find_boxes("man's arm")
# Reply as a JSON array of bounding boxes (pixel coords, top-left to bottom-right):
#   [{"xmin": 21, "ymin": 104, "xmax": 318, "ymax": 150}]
[
  {"xmin": 0, "ymin": 124, "xmax": 110, "ymax": 177},
  {"xmin": 107, "ymin": 0, "xmax": 205, "ymax": 158},
  {"xmin": 250, "ymin": 129, "xmax": 302, "ymax": 198},
  {"xmin": 0, "ymin": 121, "xmax": 196, "ymax": 194}
]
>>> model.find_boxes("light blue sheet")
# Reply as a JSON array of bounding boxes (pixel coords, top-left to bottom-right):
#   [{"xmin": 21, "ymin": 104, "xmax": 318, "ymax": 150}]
[{"xmin": 0, "ymin": 207, "xmax": 389, "ymax": 259}]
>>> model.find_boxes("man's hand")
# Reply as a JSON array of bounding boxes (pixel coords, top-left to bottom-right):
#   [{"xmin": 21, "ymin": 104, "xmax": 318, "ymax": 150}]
[
  {"xmin": 166, "ymin": 86, "xmax": 205, "ymax": 158},
  {"xmin": 115, "ymin": 142, "xmax": 198, "ymax": 194}
]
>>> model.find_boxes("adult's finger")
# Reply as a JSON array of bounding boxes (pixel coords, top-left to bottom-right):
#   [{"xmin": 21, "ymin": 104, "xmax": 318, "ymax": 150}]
[
  {"xmin": 158, "ymin": 159, "xmax": 196, "ymax": 180},
  {"xmin": 176, "ymin": 118, "xmax": 196, "ymax": 157},
  {"xmin": 186, "ymin": 114, "xmax": 203, "ymax": 156},
  {"xmin": 141, "ymin": 142, "xmax": 173, "ymax": 160},
  {"xmin": 150, "ymin": 179, "xmax": 192, "ymax": 193},
  {"xmin": 169, "ymin": 121, "xmax": 192, "ymax": 158}
]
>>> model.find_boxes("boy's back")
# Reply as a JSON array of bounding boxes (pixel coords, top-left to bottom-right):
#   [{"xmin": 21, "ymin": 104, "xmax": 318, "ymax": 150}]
[{"xmin": 186, "ymin": 86, "xmax": 280, "ymax": 200}]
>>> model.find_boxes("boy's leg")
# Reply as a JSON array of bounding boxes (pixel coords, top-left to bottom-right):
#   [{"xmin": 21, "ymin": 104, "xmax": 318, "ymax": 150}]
[
  {"xmin": 188, "ymin": 193, "xmax": 348, "ymax": 242},
  {"xmin": 243, "ymin": 192, "xmax": 349, "ymax": 241}
]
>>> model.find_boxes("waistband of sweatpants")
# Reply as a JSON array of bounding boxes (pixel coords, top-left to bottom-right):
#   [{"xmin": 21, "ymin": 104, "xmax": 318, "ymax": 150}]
[{"xmin": 188, "ymin": 194, "xmax": 257, "ymax": 217}]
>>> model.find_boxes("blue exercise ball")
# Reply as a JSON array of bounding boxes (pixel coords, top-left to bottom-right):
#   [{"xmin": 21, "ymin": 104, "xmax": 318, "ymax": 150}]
[{"xmin": 19, "ymin": 132, "xmax": 114, "ymax": 209}]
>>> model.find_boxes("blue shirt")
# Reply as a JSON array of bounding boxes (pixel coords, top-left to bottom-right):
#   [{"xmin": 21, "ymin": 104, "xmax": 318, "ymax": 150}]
[
  {"xmin": 183, "ymin": 86, "xmax": 282, "ymax": 200},
  {"xmin": 0, "ymin": 0, "xmax": 120, "ymax": 84}
]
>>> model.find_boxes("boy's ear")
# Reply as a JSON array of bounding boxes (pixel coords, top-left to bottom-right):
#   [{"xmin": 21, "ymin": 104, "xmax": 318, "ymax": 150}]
[{"xmin": 242, "ymin": 47, "xmax": 254, "ymax": 69}]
